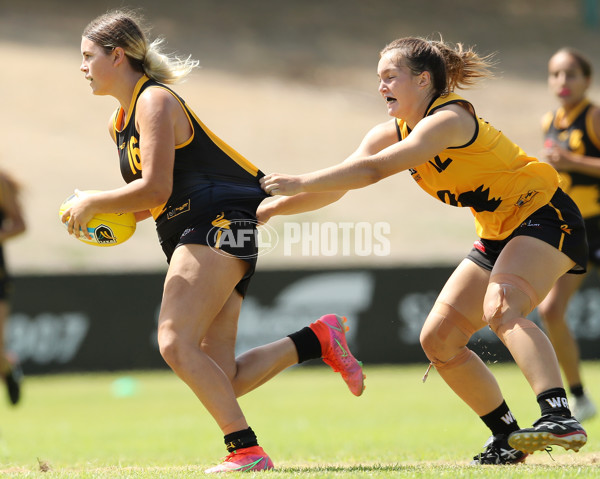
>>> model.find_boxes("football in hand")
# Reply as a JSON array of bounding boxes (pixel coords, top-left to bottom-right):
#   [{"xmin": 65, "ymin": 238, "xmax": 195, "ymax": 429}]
[{"xmin": 59, "ymin": 190, "xmax": 136, "ymax": 247}]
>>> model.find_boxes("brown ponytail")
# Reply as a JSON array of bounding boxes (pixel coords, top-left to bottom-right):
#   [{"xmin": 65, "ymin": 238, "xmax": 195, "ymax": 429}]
[{"xmin": 380, "ymin": 36, "xmax": 495, "ymax": 96}]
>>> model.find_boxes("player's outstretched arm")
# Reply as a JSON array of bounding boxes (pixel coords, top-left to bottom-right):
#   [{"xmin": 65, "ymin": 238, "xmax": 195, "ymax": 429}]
[
  {"xmin": 256, "ymin": 191, "xmax": 346, "ymax": 224},
  {"xmin": 260, "ymin": 108, "xmax": 468, "ymax": 197},
  {"xmin": 258, "ymin": 119, "xmax": 401, "ymax": 214}
]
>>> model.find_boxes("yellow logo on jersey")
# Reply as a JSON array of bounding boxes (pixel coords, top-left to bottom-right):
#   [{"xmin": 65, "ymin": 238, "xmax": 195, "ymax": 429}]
[
  {"xmin": 515, "ymin": 190, "xmax": 539, "ymax": 207},
  {"xmin": 560, "ymin": 224, "xmax": 572, "ymax": 235}
]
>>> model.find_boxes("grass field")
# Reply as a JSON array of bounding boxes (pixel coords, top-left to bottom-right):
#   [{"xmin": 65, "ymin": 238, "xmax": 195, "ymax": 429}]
[{"xmin": 0, "ymin": 364, "xmax": 598, "ymax": 478}]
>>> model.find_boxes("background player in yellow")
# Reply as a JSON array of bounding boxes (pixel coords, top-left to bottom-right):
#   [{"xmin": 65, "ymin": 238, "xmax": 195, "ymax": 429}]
[
  {"xmin": 259, "ymin": 36, "xmax": 588, "ymax": 464},
  {"xmin": 537, "ymin": 47, "xmax": 599, "ymax": 422}
]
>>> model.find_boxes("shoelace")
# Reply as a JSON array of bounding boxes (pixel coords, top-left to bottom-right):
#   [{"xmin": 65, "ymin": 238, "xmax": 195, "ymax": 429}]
[
  {"xmin": 474, "ymin": 446, "xmax": 500, "ymax": 463},
  {"xmin": 422, "ymin": 363, "xmax": 433, "ymax": 383},
  {"xmin": 473, "ymin": 436, "xmax": 523, "ymax": 464},
  {"xmin": 221, "ymin": 451, "xmax": 237, "ymax": 463}
]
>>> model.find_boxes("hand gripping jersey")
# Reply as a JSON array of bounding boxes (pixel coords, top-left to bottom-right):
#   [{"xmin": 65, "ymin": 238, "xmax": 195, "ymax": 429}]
[
  {"xmin": 542, "ymin": 99, "xmax": 600, "ymax": 218},
  {"xmin": 398, "ymin": 93, "xmax": 560, "ymax": 240},
  {"xmin": 112, "ymin": 76, "xmax": 268, "ymax": 242}
]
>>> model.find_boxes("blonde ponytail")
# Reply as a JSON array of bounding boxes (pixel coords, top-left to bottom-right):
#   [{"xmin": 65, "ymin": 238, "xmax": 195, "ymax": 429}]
[
  {"xmin": 83, "ymin": 9, "xmax": 199, "ymax": 84},
  {"xmin": 143, "ymin": 38, "xmax": 199, "ymax": 84}
]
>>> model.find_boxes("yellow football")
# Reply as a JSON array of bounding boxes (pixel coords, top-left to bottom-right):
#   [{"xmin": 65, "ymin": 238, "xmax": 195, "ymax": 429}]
[{"xmin": 59, "ymin": 190, "xmax": 136, "ymax": 247}]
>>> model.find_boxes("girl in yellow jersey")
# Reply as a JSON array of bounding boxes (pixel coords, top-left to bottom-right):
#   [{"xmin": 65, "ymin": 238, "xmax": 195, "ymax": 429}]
[
  {"xmin": 536, "ymin": 48, "xmax": 599, "ymax": 423},
  {"xmin": 61, "ymin": 9, "xmax": 364, "ymax": 473},
  {"xmin": 259, "ymin": 37, "xmax": 589, "ymax": 464}
]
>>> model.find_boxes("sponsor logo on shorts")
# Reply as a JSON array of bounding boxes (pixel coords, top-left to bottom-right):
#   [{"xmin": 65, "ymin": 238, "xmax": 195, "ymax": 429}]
[
  {"xmin": 211, "ymin": 212, "xmax": 231, "ymax": 229},
  {"xmin": 473, "ymin": 240, "xmax": 486, "ymax": 253},
  {"xmin": 520, "ymin": 219, "xmax": 541, "ymax": 228},
  {"xmin": 166, "ymin": 199, "xmax": 191, "ymax": 220},
  {"xmin": 561, "ymin": 224, "xmax": 572, "ymax": 234}
]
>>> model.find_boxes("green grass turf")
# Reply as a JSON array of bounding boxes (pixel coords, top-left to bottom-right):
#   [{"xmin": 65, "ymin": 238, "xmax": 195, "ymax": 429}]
[{"xmin": 0, "ymin": 363, "xmax": 598, "ymax": 477}]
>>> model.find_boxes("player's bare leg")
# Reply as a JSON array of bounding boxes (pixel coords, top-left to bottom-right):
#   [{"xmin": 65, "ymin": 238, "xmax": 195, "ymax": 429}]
[
  {"xmin": 484, "ymin": 236, "xmax": 587, "ymax": 454},
  {"xmin": 421, "ymin": 260, "xmax": 501, "ymax": 415},
  {"xmin": 157, "ymin": 244, "xmax": 274, "ymax": 473},
  {"xmin": 157, "ymin": 244, "xmax": 250, "ymax": 434},
  {"xmin": 201, "ymin": 294, "xmax": 299, "ymax": 397},
  {"xmin": 537, "ymin": 273, "xmax": 596, "ymax": 421}
]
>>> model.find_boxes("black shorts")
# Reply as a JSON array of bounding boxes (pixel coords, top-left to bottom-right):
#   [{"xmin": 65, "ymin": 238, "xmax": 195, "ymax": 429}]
[
  {"xmin": 584, "ymin": 215, "xmax": 600, "ymax": 267},
  {"xmin": 467, "ymin": 188, "xmax": 588, "ymax": 274},
  {"xmin": 160, "ymin": 210, "xmax": 261, "ymax": 297}
]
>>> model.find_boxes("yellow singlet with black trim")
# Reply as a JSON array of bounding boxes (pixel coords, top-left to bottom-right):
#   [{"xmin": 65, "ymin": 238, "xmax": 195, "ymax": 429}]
[
  {"xmin": 398, "ymin": 92, "xmax": 561, "ymax": 240},
  {"xmin": 542, "ymin": 98, "xmax": 600, "ymax": 218},
  {"xmin": 113, "ymin": 76, "xmax": 268, "ymax": 242}
]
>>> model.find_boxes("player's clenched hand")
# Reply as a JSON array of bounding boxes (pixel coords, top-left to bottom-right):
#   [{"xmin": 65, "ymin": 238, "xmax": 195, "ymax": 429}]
[
  {"xmin": 541, "ymin": 139, "xmax": 573, "ymax": 171},
  {"xmin": 61, "ymin": 189, "xmax": 97, "ymax": 240},
  {"xmin": 260, "ymin": 173, "xmax": 304, "ymax": 196}
]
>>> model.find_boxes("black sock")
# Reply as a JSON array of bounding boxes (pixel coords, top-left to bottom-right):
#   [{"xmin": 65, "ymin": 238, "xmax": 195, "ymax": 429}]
[
  {"xmin": 480, "ymin": 400, "xmax": 520, "ymax": 437},
  {"xmin": 570, "ymin": 384, "xmax": 584, "ymax": 398},
  {"xmin": 224, "ymin": 427, "xmax": 258, "ymax": 453},
  {"xmin": 287, "ymin": 327, "xmax": 321, "ymax": 363},
  {"xmin": 537, "ymin": 388, "xmax": 571, "ymax": 417}
]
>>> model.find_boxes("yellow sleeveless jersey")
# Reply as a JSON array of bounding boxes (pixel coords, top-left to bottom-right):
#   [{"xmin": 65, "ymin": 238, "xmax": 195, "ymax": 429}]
[
  {"xmin": 399, "ymin": 93, "xmax": 560, "ymax": 240},
  {"xmin": 542, "ymin": 99, "xmax": 600, "ymax": 218}
]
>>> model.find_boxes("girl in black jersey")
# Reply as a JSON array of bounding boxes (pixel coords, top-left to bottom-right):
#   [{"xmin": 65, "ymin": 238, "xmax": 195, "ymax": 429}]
[
  {"xmin": 61, "ymin": 9, "xmax": 364, "ymax": 473},
  {"xmin": 537, "ymin": 48, "xmax": 599, "ymax": 422}
]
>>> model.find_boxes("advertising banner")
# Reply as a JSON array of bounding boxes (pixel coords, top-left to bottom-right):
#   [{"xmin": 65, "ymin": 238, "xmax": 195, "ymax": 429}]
[{"xmin": 7, "ymin": 268, "xmax": 600, "ymax": 374}]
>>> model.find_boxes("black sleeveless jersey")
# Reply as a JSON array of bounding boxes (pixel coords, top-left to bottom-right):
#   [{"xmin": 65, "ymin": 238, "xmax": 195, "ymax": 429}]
[
  {"xmin": 113, "ymin": 76, "xmax": 268, "ymax": 241},
  {"xmin": 543, "ymin": 99, "xmax": 600, "ymax": 218}
]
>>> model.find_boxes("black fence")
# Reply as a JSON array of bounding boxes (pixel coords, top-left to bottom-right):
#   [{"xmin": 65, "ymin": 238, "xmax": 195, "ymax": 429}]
[{"xmin": 8, "ymin": 267, "xmax": 600, "ymax": 374}]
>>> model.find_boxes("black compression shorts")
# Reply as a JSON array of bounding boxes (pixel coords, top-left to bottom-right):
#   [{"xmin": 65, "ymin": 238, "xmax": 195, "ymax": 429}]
[
  {"xmin": 467, "ymin": 188, "xmax": 588, "ymax": 275},
  {"xmin": 160, "ymin": 210, "xmax": 261, "ymax": 297}
]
